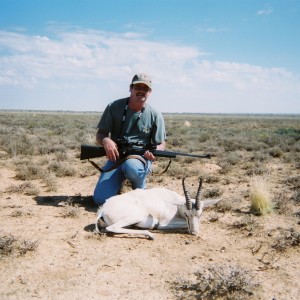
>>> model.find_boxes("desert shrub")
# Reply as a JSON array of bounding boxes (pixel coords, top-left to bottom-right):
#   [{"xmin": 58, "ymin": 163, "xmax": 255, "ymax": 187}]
[
  {"xmin": 273, "ymin": 192, "xmax": 291, "ymax": 215},
  {"xmin": 10, "ymin": 210, "xmax": 23, "ymax": 218},
  {"xmin": 269, "ymin": 146, "xmax": 284, "ymax": 158},
  {"xmin": 181, "ymin": 155, "xmax": 200, "ymax": 164},
  {"xmin": 243, "ymin": 139, "xmax": 266, "ymax": 152},
  {"xmin": 10, "ymin": 209, "xmax": 32, "ymax": 218},
  {"xmin": 249, "ymin": 151, "xmax": 270, "ymax": 163},
  {"xmin": 283, "ymin": 175, "xmax": 300, "ymax": 190},
  {"xmin": 47, "ymin": 161, "xmax": 76, "ymax": 177},
  {"xmin": 218, "ymin": 161, "xmax": 232, "ymax": 174},
  {"xmin": 38, "ymin": 156, "xmax": 51, "ymax": 166},
  {"xmin": 6, "ymin": 182, "xmax": 40, "ymax": 196},
  {"xmin": 0, "ymin": 234, "xmax": 16, "ymax": 256},
  {"xmin": 208, "ymin": 212, "xmax": 221, "ymax": 222},
  {"xmin": 0, "ymin": 232, "xmax": 38, "ymax": 257},
  {"xmin": 148, "ymin": 173, "xmax": 165, "ymax": 184},
  {"xmin": 167, "ymin": 162, "xmax": 190, "ymax": 178},
  {"xmin": 245, "ymin": 163, "xmax": 269, "ymax": 176},
  {"xmin": 230, "ymin": 215, "xmax": 259, "ymax": 233},
  {"xmin": 203, "ymin": 187, "xmax": 222, "ymax": 198},
  {"xmin": 197, "ymin": 132, "xmax": 210, "ymax": 143},
  {"xmin": 15, "ymin": 163, "xmax": 43, "ymax": 181},
  {"xmin": 79, "ymin": 162, "xmax": 100, "ymax": 177},
  {"xmin": 55, "ymin": 150, "xmax": 68, "ymax": 161},
  {"xmin": 249, "ymin": 177, "xmax": 273, "ymax": 215},
  {"xmin": 37, "ymin": 144, "xmax": 67, "ymax": 157},
  {"xmin": 173, "ymin": 264, "xmax": 259, "ymax": 300},
  {"xmin": 41, "ymin": 172, "xmax": 58, "ymax": 192},
  {"xmin": 226, "ymin": 152, "xmax": 242, "ymax": 166},
  {"xmin": 241, "ymin": 161, "xmax": 254, "ymax": 171},
  {"xmin": 17, "ymin": 239, "xmax": 39, "ymax": 255},
  {"xmin": 258, "ymin": 133, "xmax": 280, "ymax": 148},
  {"xmin": 205, "ymin": 175, "xmax": 220, "ymax": 183},
  {"xmin": 2, "ymin": 132, "xmax": 35, "ymax": 157},
  {"xmin": 283, "ymin": 152, "xmax": 300, "ymax": 165},
  {"xmin": 292, "ymin": 141, "xmax": 300, "ymax": 152},
  {"xmin": 219, "ymin": 135, "xmax": 248, "ymax": 151},
  {"xmin": 275, "ymin": 127, "xmax": 300, "ymax": 140},
  {"xmin": 216, "ymin": 198, "xmax": 234, "ymax": 213},
  {"xmin": 291, "ymin": 190, "xmax": 300, "ymax": 205},
  {"xmin": 60, "ymin": 203, "xmax": 80, "ymax": 218},
  {"xmin": 74, "ymin": 131, "xmax": 95, "ymax": 144},
  {"xmin": 168, "ymin": 136, "xmax": 184, "ymax": 148},
  {"xmin": 37, "ymin": 144, "xmax": 56, "ymax": 155},
  {"xmin": 272, "ymin": 228, "xmax": 300, "ymax": 252}
]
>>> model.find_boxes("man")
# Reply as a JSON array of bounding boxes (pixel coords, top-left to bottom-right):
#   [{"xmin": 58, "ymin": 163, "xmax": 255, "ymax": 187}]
[{"xmin": 93, "ymin": 73, "xmax": 166, "ymax": 205}]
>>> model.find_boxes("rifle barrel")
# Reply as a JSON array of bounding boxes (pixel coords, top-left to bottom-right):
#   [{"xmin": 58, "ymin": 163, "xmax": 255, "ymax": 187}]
[{"xmin": 154, "ymin": 150, "xmax": 212, "ymax": 159}]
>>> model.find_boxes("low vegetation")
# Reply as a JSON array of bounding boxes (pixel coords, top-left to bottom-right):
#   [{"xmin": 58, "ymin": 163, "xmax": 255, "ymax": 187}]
[
  {"xmin": 0, "ymin": 232, "xmax": 38, "ymax": 258},
  {"xmin": 249, "ymin": 176, "xmax": 273, "ymax": 215},
  {"xmin": 173, "ymin": 264, "xmax": 259, "ymax": 300},
  {"xmin": 0, "ymin": 110, "xmax": 299, "ymax": 298}
]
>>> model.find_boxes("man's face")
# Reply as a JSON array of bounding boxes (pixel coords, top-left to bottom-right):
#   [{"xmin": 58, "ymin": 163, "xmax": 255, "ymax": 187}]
[{"xmin": 130, "ymin": 84, "xmax": 152, "ymax": 104}]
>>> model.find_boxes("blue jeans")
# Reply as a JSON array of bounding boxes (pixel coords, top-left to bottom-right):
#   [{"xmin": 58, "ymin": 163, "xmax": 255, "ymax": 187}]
[{"xmin": 93, "ymin": 157, "xmax": 152, "ymax": 206}]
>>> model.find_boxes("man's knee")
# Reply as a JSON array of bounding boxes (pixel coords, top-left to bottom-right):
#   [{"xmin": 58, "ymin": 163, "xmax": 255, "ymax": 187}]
[
  {"xmin": 122, "ymin": 158, "xmax": 152, "ymax": 190},
  {"xmin": 123, "ymin": 159, "xmax": 145, "ymax": 177},
  {"xmin": 93, "ymin": 176, "xmax": 122, "ymax": 206},
  {"xmin": 93, "ymin": 191, "xmax": 106, "ymax": 206}
]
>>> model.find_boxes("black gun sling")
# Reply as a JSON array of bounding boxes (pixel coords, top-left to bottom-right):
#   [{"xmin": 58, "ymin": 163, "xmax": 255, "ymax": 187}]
[{"xmin": 88, "ymin": 155, "xmax": 147, "ymax": 173}]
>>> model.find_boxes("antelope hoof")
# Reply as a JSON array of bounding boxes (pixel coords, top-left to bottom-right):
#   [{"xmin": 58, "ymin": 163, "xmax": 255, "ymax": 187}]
[{"xmin": 147, "ymin": 233, "xmax": 155, "ymax": 240}]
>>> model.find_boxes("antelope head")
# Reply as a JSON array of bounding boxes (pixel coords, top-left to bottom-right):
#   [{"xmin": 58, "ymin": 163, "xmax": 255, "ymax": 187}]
[{"xmin": 182, "ymin": 176, "xmax": 220, "ymax": 235}]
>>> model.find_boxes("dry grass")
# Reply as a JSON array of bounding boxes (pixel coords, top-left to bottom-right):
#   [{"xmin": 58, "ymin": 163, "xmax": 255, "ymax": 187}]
[
  {"xmin": 60, "ymin": 202, "xmax": 81, "ymax": 218},
  {"xmin": 249, "ymin": 176, "xmax": 273, "ymax": 215},
  {"xmin": 272, "ymin": 228, "xmax": 300, "ymax": 252},
  {"xmin": 0, "ymin": 232, "xmax": 38, "ymax": 258},
  {"xmin": 6, "ymin": 182, "xmax": 40, "ymax": 196},
  {"xmin": 173, "ymin": 264, "xmax": 259, "ymax": 300}
]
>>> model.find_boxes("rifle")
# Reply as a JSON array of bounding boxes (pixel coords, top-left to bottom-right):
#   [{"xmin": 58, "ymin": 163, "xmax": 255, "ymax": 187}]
[{"xmin": 80, "ymin": 138, "xmax": 212, "ymax": 173}]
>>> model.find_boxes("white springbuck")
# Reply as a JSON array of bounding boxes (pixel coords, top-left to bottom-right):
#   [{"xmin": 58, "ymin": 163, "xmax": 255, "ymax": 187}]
[{"xmin": 95, "ymin": 177, "xmax": 220, "ymax": 240}]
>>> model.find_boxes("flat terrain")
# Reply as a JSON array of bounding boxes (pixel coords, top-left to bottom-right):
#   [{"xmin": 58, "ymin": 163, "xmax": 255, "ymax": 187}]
[{"xmin": 0, "ymin": 112, "xmax": 299, "ymax": 299}]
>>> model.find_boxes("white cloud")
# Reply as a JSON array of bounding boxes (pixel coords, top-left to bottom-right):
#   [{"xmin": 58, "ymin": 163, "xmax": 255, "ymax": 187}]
[
  {"xmin": 0, "ymin": 28, "xmax": 299, "ymax": 113},
  {"xmin": 197, "ymin": 27, "xmax": 228, "ymax": 33},
  {"xmin": 257, "ymin": 7, "xmax": 273, "ymax": 16}
]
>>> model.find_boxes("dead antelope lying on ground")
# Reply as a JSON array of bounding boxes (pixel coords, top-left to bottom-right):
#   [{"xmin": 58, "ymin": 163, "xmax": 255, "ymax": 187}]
[{"xmin": 95, "ymin": 177, "xmax": 220, "ymax": 240}]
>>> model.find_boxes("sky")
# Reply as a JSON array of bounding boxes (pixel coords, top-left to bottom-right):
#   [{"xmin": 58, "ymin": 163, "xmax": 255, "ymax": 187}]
[{"xmin": 0, "ymin": 0, "xmax": 299, "ymax": 114}]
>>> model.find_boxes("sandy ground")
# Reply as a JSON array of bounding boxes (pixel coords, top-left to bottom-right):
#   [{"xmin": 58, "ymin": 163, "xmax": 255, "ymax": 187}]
[{"xmin": 0, "ymin": 158, "xmax": 299, "ymax": 299}]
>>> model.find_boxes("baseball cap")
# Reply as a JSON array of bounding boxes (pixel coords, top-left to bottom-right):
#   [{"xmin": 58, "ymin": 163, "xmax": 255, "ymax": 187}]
[{"xmin": 131, "ymin": 73, "xmax": 152, "ymax": 89}]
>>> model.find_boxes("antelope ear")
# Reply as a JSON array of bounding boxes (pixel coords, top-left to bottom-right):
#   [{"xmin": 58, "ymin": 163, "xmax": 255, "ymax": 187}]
[{"xmin": 201, "ymin": 198, "xmax": 221, "ymax": 208}]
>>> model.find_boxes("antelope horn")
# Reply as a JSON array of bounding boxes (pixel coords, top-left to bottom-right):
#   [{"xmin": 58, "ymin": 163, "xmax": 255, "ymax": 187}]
[
  {"xmin": 195, "ymin": 177, "xmax": 203, "ymax": 210},
  {"xmin": 182, "ymin": 176, "xmax": 192, "ymax": 210}
]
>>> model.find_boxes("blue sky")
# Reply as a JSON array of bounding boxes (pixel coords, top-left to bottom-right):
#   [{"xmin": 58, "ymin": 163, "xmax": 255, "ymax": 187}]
[{"xmin": 0, "ymin": 0, "xmax": 299, "ymax": 113}]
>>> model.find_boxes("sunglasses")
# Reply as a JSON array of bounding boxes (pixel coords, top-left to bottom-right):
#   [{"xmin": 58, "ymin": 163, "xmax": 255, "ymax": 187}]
[{"xmin": 133, "ymin": 85, "xmax": 151, "ymax": 92}]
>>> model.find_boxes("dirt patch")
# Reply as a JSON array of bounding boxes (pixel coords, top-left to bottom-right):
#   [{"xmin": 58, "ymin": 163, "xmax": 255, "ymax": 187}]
[{"xmin": 1, "ymin": 158, "xmax": 300, "ymax": 300}]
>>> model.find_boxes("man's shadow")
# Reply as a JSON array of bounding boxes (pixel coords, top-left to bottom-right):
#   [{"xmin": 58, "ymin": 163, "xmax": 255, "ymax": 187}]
[
  {"xmin": 34, "ymin": 194, "xmax": 98, "ymax": 232},
  {"xmin": 34, "ymin": 194, "xmax": 97, "ymax": 213}
]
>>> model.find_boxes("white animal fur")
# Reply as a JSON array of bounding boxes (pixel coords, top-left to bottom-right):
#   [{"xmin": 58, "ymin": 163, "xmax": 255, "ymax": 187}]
[{"xmin": 95, "ymin": 181, "xmax": 220, "ymax": 239}]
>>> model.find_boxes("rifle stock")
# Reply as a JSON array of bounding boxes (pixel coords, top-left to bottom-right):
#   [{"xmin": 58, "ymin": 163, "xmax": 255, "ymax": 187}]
[{"xmin": 80, "ymin": 144, "xmax": 106, "ymax": 160}]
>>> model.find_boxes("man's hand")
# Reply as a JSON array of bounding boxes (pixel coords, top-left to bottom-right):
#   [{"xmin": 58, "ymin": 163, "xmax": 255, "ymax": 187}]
[
  {"xmin": 102, "ymin": 137, "xmax": 119, "ymax": 162},
  {"xmin": 144, "ymin": 150, "xmax": 155, "ymax": 161},
  {"xmin": 144, "ymin": 142, "xmax": 165, "ymax": 161}
]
